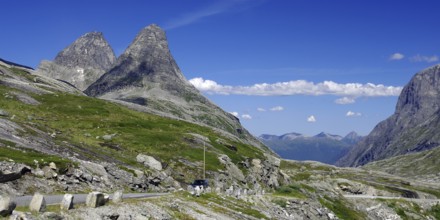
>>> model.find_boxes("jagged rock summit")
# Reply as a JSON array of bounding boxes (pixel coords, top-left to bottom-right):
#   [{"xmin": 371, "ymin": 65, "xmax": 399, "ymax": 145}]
[
  {"xmin": 337, "ymin": 64, "xmax": 440, "ymax": 167},
  {"xmin": 85, "ymin": 24, "xmax": 190, "ymax": 97},
  {"xmin": 37, "ymin": 32, "xmax": 116, "ymax": 91},
  {"xmin": 85, "ymin": 24, "xmax": 267, "ymax": 150}
]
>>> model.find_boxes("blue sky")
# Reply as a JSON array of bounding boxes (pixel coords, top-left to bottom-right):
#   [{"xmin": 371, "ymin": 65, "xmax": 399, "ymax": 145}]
[{"xmin": 1, "ymin": 0, "xmax": 439, "ymax": 136}]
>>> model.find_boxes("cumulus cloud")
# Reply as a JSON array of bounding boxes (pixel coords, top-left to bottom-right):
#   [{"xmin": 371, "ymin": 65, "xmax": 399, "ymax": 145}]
[
  {"xmin": 257, "ymin": 108, "xmax": 266, "ymax": 112},
  {"xmin": 307, "ymin": 115, "xmax": 316, "ymax": 122},
  {"xmin": 189, "ymin": 77, "xmax": 402, "ymax": 98},
  {"xmin": 241, "ymin": 114, "xmax": 252, "ymax": 120},
  {"xmin": 270, "ymin": 106, "xmax": 284, "ymax": 111},
  {"xmin": 389, "ymin": 53, "xmax": 405, "ymax": 61},
  {"xmin": 346, "ymin": 111, "xmax": 362, "ymax": 117},
  {"xmin": 230, "ymin": 112, "xmax": 239, "ymax": 117},
  {"xmin": 335, "ymin": 97, "xmax": 356, "ymax": 104},
  {"xmin": 410, "ymin": 54, "xmax": 439, "ymax": 63}
]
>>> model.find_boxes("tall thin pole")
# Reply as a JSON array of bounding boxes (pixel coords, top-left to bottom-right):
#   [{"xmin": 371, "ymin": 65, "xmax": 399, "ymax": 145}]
[{"xmin": 203, "ymin": 142, "xmax": 206, "ymax": 179}]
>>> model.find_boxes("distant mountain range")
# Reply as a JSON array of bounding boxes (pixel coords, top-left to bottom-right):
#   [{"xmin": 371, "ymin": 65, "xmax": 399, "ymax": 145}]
[{"xmin": 259, "ymin": 131, "xmax": 363, "ymax": 164}]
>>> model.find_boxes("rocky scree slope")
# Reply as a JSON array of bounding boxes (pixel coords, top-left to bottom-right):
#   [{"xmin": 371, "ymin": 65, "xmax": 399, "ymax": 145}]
[
  {"xmin": 37, "ymin": 32, "xmax": 116, "ymax": 91},
  {"xmin": 337, "ymin": 64, "xmax": 440, "ymax": 167},
  {"xmin": 84, "ymin": 24, "xmax": 267, "ymax": 151}
]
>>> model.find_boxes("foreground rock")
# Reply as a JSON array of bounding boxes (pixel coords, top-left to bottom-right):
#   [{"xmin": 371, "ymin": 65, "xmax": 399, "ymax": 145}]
[
  {"xmin": 60, "ymin": 194, "xmax": 74, "ymax": 210},
  {"xmin": 29, "ymin": 193, "xmax": 46, "ymax": 212},
  {"xmin": 86, "ymin": 192, "xmax": 106, "ymax": 208}
]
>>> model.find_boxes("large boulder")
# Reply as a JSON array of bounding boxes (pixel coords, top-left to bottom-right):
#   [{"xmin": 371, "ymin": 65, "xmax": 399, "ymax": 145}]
[
  {"xmin": 0, "ymin": 196, "xmax": 16, "ymax": 217},
  {"xmin": 218, "ymin": 154, "xmax": 245, "ymax": 183},
  {"xmin": 136, "ymin": 154, "xmax": 162, "ymax": 171}
]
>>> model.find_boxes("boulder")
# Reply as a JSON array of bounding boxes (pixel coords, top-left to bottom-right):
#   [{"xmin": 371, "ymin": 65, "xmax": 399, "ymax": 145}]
[
  {"xmin": 42, "ymin": 166, "xmax": 57, "ymax": 179},
  {"xmin": 0, "ymin": 196, "xmax": 16, "ymax": 217},
  {"xmin": 49, "ymin": 162, "xmax": 57, "ymax": 170},
  {"xmin": 136, "ymin": 154, "xmax": 162, "ymax": 171},
  {"xmin": 60, "ymin": 194, "xmax": 74, "ymax": 210},
  {"xmin": 218, "ymin": 154, "xmax": 245, "ymax": 182},
  {"xmin": 86, "ymin": 192, "xmax": 106, "ymax": 208},
  {"xmin": 29, "ymin": 193, "xmax": 46, "ymax": 212},
  {"xmin": 113, "ymin": 190, "xmax": 123, "ymax": 203},
  {"xmin": 0, "ymin": 109, "xmax": 9, "ymax": 117}
]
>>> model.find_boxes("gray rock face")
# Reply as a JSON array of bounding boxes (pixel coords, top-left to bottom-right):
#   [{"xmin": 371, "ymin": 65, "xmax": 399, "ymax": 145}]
[
  {"xmin": 37, "ymin": 32, "xmax": 116, "ymax": 91},
  {"xmin": 337, "ymin": 64, "xmax": 440, "ymax": 167}
]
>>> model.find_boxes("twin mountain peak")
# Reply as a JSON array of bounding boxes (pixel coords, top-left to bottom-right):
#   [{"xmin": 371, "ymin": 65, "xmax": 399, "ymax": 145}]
[{"xmin": 36, "ymin": 24, "xmax": 266, "ymax": 151}]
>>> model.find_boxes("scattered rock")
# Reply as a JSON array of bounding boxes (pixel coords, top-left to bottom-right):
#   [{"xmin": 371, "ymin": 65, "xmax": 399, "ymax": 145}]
[
  {"xmin": 136, "ymin": 154, "xmax": 162, "ymax": 171},
  {"xmin": 29, "ymin": 193, "xmax": 46, "ymax": 212}
]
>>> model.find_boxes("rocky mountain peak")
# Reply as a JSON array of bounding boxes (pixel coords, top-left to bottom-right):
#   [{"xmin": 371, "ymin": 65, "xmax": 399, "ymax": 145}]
[
  {"xmin": 54, "ymin": 31, "xmax": 116, "ymax": 71},
  {"xmin": 84, "ymin": 24, "xmax": 267, "ymax": 152},
  {"xmin": 314, "ymin": 132, "xmax": 342, "ymax": 140},
  {"xmin": 395, "ymin": 64, "xmax": 440, "ymax": 126},
  {"xmin": 337, "ymin": 64, "xmax": 440, "ymax": 167},
  {"xmin": 85, "ymin": 24, "xmax": 189, "ymax": 97},
  {"xmin": 37, "ymin": 31, "xmax": 116, "ymax": 91}
]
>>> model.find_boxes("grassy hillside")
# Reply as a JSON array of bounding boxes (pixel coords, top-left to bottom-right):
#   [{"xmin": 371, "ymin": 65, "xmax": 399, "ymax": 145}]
[{"xmin": 0, "ymin": 64, "xmax": 266, "ymax": 183}]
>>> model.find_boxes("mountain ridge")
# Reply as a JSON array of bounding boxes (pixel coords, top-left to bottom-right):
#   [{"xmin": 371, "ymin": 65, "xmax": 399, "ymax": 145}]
[
  {"xmin": 259, "ymin": 131, "xmax": 362, "ymax": 164},
  {"xmin": 337, "ymin": 64, "xmax": 440, "ymax": 167}
]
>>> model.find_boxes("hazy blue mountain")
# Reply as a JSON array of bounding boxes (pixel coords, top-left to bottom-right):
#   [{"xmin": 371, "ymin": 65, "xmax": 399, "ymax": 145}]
[{"xmin": 260, "ymin": 132, "xmax": 362, "ymax": 164}]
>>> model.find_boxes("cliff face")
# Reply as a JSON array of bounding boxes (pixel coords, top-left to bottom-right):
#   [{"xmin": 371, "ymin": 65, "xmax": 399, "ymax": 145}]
[
  {"xmin": 37, "ymin": 32, "xmax": 116, "ymax": 91},
  {"xmin": 337, "ymin": 64, "xmax": 440, "ymax": 167}
]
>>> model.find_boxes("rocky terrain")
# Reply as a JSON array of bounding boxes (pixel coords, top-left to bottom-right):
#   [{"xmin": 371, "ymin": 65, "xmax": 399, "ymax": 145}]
[
  {"xmin": 260, "ymin": 132, "xmax": 362, "ymax": 164},
  {"xmin": 337, "ymin": 64, "xmax": 440, "ymax": 167},
  {"xmin": 37, "ymin": 32, "xmax": 116, "ymax": 91}
]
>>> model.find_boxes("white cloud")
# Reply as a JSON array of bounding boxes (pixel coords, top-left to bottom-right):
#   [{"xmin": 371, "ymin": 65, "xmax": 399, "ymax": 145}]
[
  {"xmin": 410, "ymin": 54, "xmax": 439, "ymax": 63},
  {"xmin": 257, "ymin": 108, "xmax": 266, "ymax": 112},
  {"xmin": 307, "ymin": 115, "xmax": 316, "ymax": 123},
  {"xmin": 346, "ymin": 111, "xmax": 362, "ymax": 117},
  {"xmin": 230, "ymin": 112, "xmax": 239, "ymax": 117},
  {"xmin": 241, "ymin": 114, "xmax": 252, "ymax": 120},
  {"xmin": 270, "ymin": 106, "xmax": 284, "ymax": 111},
  {"xmin": 335, "ymin": 97, "xmax": 356, "ymax": 104},
  {"xmin": 189, "ymin": 77, "xmax": 402, "ymax": 98},
  {"xmin": 389, "ymin": 53, "xmax": 404, "ymax": 60}
]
